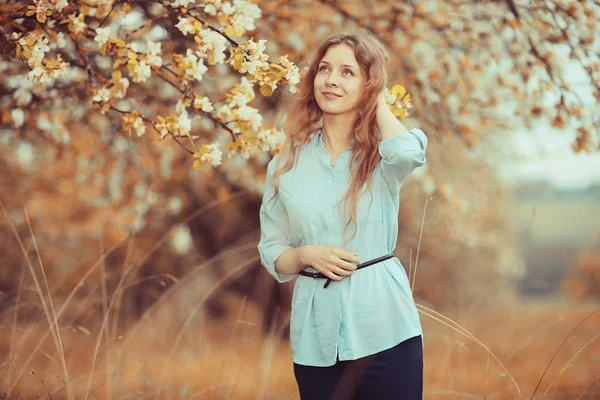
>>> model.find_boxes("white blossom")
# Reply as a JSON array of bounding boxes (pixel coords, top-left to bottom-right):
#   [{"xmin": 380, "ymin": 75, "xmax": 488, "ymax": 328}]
[
  {"xmin": 194, "ymin": 96, "xmax": 214, "ymax": 112},
  {"xmin": 93, "ymin": 87, "xmax": 111, "ymax": 103},
  {"xmin": 94, "ymin": 27, "xmax": 110, "ymax": 47},
  {"xmin": 175, "ymin": 18, "xmax": 194, "ymax": 35},
  {"xmin": 70, "ymin": 14, "xmax": 86, "ymax": 34},
  {"xmin": 198, "ymin": 29, "xmax": 228, "ymax": 64},
  {"xmin": 222, "ymin": 2, "xmax": 235, "ymax": 15},
  {"xmin": 27, "ymin": 67, "xmax": 44, "ymax": 82},
  {"xmin": 55, "ymin": 0, "xmax": 69, "ymax": 11},
  {"xmin": 182, "ymin": 49, "xmax": 208, "ymax": 81},
  {"xmin": 11, "ymin": 109, "xmax": 25, "ymax": 128},
  {"xmin": 133, "ymin": 117, "xmax": 146, "ymax": 137},
  {"xmin": 216, "ymin": 104, "xmax": 233, "ymax": 121},
  {"xmin": 237, "ymin": 105, "xmax": 262, "ymax": 131},
  {"xmin": 201, "ymin": 143, "xmax": 223, "ymax": 167},
  {"xmin": 172, "ymin": 0, "xmax": 196, "ymax": 7},
  {"xmin": 170, "ymin": 224, "xmax": 193, "ymax": 254},
  {"xmin": 177, "ymin": 109, "xmax": 192, "ymax": 136},
  {"xmin": 113, "ymin": 77, "xmax": 130, "ymax": 99},
  {"xmin": 55, "ymin": 32, "xmax": 67, "ymax": 48},
  {"xmin": 16, "ymin": 141, "xmax": 34, "ymax": 170},
  {"xmin": 204, "ymin": 4, "xmax": 217, "ymax": 15},
  {"xmin": 133, "ymin": 61, "xmax": 151, "ymax": 83},
  {"xmin": 234, "ymin": 0, "xmax": 262, "ymax": 31},
  {"xmin": 167, "ymin": 196, "xmax": 182, "ymax": 214},
  {"xmin": 14, "ymin": 86, "xmax": 33, "ymax": 106},
  {"xmin": 27, "ymin": 36, "xmax": 50, "ymax": 67},
  {"xmin": 258, "ymin": 128, "xmax": 285, "ymax": 152}
]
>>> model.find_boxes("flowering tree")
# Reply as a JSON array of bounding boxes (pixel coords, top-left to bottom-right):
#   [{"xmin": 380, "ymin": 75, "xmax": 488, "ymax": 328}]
[
  {"xmin": 257, "ymin": 0, "xmax": 600, "ymax": 149},
  {"xmin": 2, "ymin": 2, "xmax": 600, "ymax": 398},
  {"xmin": 1, "ymin": 0, "xmax": 412, "ymax": 233}
]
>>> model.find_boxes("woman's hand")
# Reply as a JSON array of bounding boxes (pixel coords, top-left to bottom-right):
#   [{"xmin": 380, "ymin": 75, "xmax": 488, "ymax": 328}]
[
  {"xmin": 376, "ymin": 86, "xmax": 409, "ymax": 139},
  {"xmin": 299, "ymin": 246, "xmax": 361, "ymax": 281}
]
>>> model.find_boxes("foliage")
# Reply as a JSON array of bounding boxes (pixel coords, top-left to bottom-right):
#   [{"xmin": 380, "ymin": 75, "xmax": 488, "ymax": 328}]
[{"xmin": 0, "ymin": 0, "xmax": 598, "ymax": 332}]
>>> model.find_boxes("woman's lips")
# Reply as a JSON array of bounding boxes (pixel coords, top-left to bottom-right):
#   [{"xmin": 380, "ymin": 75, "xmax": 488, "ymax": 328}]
[{"xmin": 322, "ymin": 92, "xmax": 341, "ymax": 99}]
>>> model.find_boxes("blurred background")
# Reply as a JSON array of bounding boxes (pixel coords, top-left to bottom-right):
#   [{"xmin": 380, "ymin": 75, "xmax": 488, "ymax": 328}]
[{"xmin": 1, "ymin": 0, "xmax": 599, "ymax": 399}]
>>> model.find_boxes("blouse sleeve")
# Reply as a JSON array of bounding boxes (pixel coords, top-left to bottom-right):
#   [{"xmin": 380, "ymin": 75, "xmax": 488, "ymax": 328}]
[
  {"xmin": 378, "ymin": 128, "xmax": 428, "ymax": 194},
  {"xmin": 257, "ymin": 156, "xmax": 297, "ymax": 283}
]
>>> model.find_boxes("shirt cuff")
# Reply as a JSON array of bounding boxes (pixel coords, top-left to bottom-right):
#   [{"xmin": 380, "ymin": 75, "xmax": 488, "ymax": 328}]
[
  {"xmin": 378, "ymin": 128, "xmax": 428, "ymax": 161},
  {"xmin": 258, "ymin": 243, "xmax": 297, "ymax": 283}
]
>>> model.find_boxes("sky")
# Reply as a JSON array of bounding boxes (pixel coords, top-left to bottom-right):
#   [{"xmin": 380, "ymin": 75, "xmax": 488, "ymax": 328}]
[{"xmin": 495, "ymin": 44, "xmax": 599, "ymax": 191}]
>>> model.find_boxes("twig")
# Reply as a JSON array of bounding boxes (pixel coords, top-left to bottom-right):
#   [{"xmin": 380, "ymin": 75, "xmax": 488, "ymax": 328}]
[
  {"xmin": 29, "ymin": 369, "xmax": 53, "ymax": 398},
  {"xmin": 575, "ymin": 375, "xmax": 600, "ymax": 400},
  {"xmin": 98, "ymin": 0, "xmax": 119, "ymax": 28},
  {"xmin": 543, "ymin": 332, "xmax": 600, "ymax": 395},
  {"xmin": 530, "ymin": 308, "xmax": 599, "ymax": 399},
  {"xmin": 411, "ymin": 194, "xmax": 432, "ymax": 292}
]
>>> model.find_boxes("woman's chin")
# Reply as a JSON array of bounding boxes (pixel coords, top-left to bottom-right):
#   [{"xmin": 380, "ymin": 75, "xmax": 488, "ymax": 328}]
[{"xmin": 318, "ymin": 104, "xmax": 350, "ymax": 115}]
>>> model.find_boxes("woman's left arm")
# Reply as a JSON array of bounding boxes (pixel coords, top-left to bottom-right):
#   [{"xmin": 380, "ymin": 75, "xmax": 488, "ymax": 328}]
[{"xmin": 376, "ymin": 90, "xmax": 428, "ymax": 195}]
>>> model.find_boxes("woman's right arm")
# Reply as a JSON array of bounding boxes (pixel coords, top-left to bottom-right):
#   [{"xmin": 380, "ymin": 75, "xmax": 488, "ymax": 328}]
[
  {"xmin": 258, "ymin": 158, "xmax": 361, "ymax": 283},
  {"xmin": 271, "ymin": 246, "xmax": 310, "ymax": 275},
  {"xmin": 257, "ymin": 157, "xmax": 299, "ymax": 283}
]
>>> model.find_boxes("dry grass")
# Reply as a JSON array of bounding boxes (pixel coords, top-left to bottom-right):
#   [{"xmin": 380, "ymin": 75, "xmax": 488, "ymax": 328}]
[
  {"xmin": 1, "ymin": 289, "xmax": 599, "ymax": 400},
  {"xmin": 1, "ymin": 200, "xmax": 599, "ymax": 400}
]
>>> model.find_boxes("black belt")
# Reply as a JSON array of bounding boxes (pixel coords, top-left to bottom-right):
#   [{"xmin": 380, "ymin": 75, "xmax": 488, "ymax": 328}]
[{"xmin": 298, "ymin": 253, "xmax": 394, "ymax": 288}]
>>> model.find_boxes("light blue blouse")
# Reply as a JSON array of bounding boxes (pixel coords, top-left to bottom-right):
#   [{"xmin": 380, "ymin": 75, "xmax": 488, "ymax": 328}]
[{"xmin": 257, "ymin": 128, "xmax": 428, "ymax": 367}]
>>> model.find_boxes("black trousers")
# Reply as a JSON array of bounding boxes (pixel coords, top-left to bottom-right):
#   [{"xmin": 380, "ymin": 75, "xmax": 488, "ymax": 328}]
[{"xmin": 293, "ymin": 335, "xmax": 423, "ymax": 400}]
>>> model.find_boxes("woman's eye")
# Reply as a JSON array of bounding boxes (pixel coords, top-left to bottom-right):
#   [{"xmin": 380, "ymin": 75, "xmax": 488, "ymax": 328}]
[
  {"xmin": 344, "ymin": 69, "xmax": 354, "ymax": 76},
  {"xmin": 319, "ymin": 65, "xmax": 328, "ymax": 72}
]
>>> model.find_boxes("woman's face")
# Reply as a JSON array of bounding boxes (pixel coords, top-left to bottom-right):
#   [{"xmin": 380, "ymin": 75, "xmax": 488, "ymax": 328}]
[{"xmin": 313, "ymin": 44, "xmax": 365, "ymax": 116}]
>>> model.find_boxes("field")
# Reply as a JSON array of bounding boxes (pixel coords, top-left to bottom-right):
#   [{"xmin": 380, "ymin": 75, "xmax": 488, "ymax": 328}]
[{"xmin": 2, "ymin": 282, "xmax": 598, "ymax": 400}]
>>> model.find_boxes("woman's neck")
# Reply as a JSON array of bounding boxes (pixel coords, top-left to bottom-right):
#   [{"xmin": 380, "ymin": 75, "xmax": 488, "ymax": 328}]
[{"xmin": 322, "ymin": 113, "xmax": 354, "ymax": 154}]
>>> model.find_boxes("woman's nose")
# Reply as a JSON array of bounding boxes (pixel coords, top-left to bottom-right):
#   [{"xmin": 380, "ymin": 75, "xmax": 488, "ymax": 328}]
[{"xmin": 326, "ymin": 76, "xmax": 339, "ymax": 87}]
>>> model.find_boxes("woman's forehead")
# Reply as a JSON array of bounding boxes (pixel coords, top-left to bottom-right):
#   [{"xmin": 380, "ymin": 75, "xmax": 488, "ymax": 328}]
[{"xmin": 320, "ymin": 46, "xmax": 360, "ymax": 68}]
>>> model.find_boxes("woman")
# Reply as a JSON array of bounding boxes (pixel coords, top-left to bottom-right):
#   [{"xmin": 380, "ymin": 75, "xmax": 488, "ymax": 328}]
[{"xmin": 257, "ymin": 30, "xmax": 427, "ymax": 400}]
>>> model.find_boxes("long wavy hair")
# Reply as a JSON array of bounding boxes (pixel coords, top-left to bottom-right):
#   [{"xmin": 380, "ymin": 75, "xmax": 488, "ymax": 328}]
[{"xmin": 270, "ymin": 30, "xmax": 389, "ymax": 245}]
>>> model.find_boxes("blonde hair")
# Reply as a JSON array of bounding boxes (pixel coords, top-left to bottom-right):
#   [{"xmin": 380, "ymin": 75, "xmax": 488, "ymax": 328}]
[{"xmin": 270, "ymin": 30, "xmax": 389, "ymax": 245}]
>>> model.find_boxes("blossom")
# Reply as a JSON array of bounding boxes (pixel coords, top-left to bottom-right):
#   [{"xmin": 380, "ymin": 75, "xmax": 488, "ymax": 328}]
[
  {"xmin": 145, "ymin": 40, "xmax": 163, "ymax": 67},
  {"xmin": 258, "ymin": 128, "xmax": 286, "ymax": 152},
  {"xmin": 146, "ymin": 41, "xmax": 162, "ymax": 56},
  {"xmin": 170, "ymin": 225, "xmax": 192, "ymax": 254},
  {"xmin": 132, "ymin": 61, "xmax": 151, "ymax": 83},
  {"xmin": 54, "ymin": 0, "xmax": 69, "ymax": 12},
  {"xmin": 93, "ymin": 87, "xmax": 111, "ymax": 103},
  {"xmin": 177, "ymin": 109, "xmax": 192, "ymax": 136},
  {"xmin": 175, "ymin": 49, "xmax": 208, "ymax": 82},
  {"xmin": 194, "ymin": 143, "xmax": 223, "ymax": 168},
  {"xmin": 175, "ymin": 18, "xmax": 194, "ymax": 35},
  {"xmin": 172, "ymin": 0, "xmax": 196, "ymax": 7},
  {"xmin": 197, "ymin": 29, "xmax": 228, "ymax": 65},
  {"xmin": 94, "ymin": 27, "xmax": 110, "ymax": 47},
  {"xmin": 133, "ymin": 117, "xmax": 146, "ymax": 137},
  {"xmin": 68, "ymin": 14, "xmax": 86, "ymax": 34},
  {"xmin": 16, "ymin": 141, "xmax": 34, "ymax": 170},
  {"xmin": 113, "ymin": 77, "xmax": 130, "ymax": 99},
  {"xmin": 11, "ymin": 109, "xmax": 25, "ymax": 128},
  {"xmin": 216, "ymin": 104, "xmax": 233, "ymax": 121},
  {"xmin": 193, "ymin": 96, "xmax": 214, "ymax": 113},
  {"xmin": 14, "ymin": 87, "xmax": 33, "ymax": 106},
  {"xmin": 204, "ymin": 4, "xmax": 217, "ymax": 15},
  {"xmin": 54, "ymin": 32, "xmax": 66, "ymax": 48},
  {"xmin": 27, "ymin": 66, "xmax": 43, "ymax": 80},
  {"xmin": 237, "ymin": 105, "xmax": 262, "ymax": 131},
  {"xmin": 234, "ymin": 0, "xmax": 262, "ymax": 32},
  {"xmin": 222, "ymin": 2, "xmax": 235, "ymax": 15}
]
